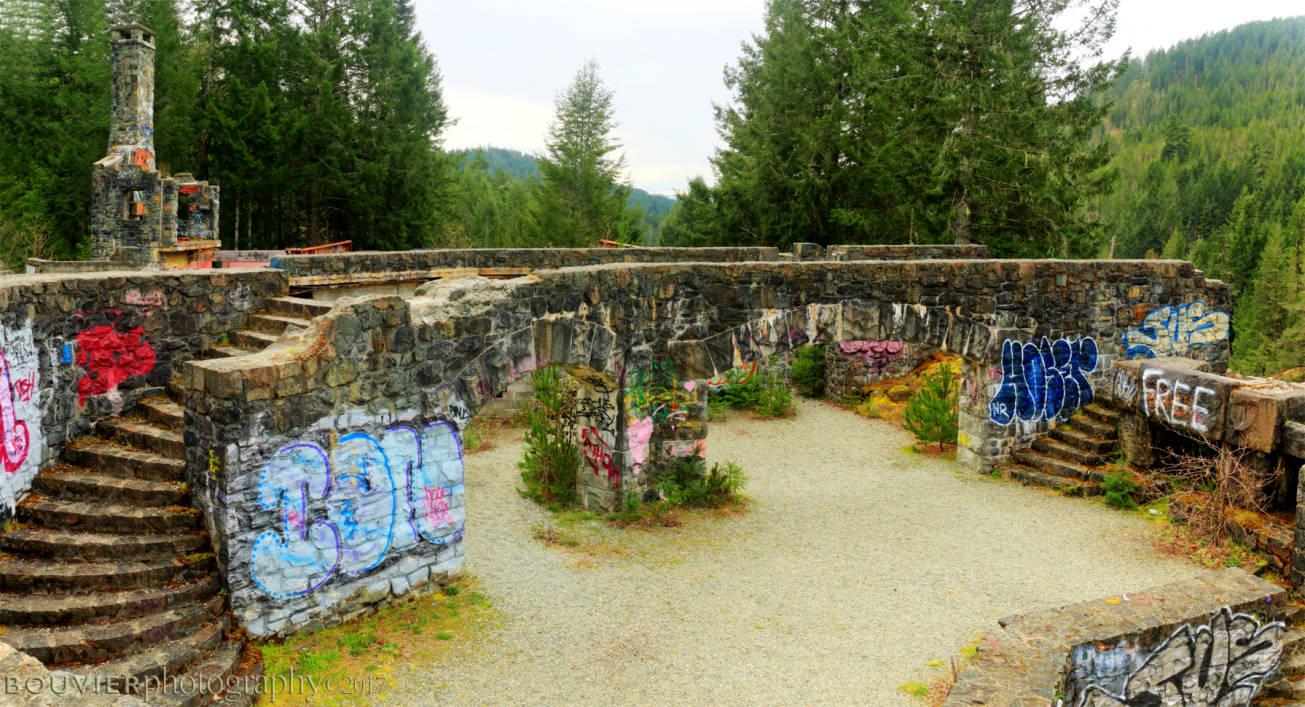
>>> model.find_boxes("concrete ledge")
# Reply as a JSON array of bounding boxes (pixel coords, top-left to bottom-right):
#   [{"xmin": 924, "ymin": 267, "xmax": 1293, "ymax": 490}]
[
  {"xmin": 943, "ymin": 569, "xmax": 1289, "ymax": 707},
  {"xmin": 0, "ymin": 642, "xmax": 144, "ymax": 706}
]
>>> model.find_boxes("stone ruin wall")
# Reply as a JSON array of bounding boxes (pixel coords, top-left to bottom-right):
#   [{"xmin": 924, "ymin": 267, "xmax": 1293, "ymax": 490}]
[
  {"xmin": 0, "ymin": 269, "xmax": 284, "ymax": 521},
  {"xmin": 174, "ymin": 256, "xmax": 1232, "ymax": 637}
]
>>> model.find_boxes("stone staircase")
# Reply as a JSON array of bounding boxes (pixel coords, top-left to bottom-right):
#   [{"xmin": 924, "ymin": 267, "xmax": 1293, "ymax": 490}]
[
  {"xmin": 1002, "ymin": 404, "xmax": 1121, "ymax": 496},
  {"xmin": 1261, "ymin": 624, "xmax": 1305, "ymax": 702},
  {"xmin": 207, "ymin": 296, "xmax": 332, "ymax": 359},
  {"xmin": 0, "ymin": 393, "xmax": 258, "ymax": 705}
]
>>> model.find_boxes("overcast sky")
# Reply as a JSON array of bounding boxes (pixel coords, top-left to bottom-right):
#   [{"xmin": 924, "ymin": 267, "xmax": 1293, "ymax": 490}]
[{"xmin": 416, "ymin": 0, "xmax": 1303, "ymax": 195}]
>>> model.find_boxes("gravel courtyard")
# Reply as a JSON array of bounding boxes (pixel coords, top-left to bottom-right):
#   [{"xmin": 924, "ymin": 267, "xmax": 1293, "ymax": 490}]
[{"xmin": 395, "ymin": 398, "xmax": 1199, "ymax": 707}]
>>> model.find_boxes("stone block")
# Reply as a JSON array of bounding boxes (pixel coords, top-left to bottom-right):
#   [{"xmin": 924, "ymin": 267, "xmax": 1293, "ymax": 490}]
[
  {"xmin": 1113, "ymin": 358, "xmax": 1236, "ymax": 442},
  {"xmin": 1227, "ymin": 387, "xmax": 1305, "ymax": 453}
]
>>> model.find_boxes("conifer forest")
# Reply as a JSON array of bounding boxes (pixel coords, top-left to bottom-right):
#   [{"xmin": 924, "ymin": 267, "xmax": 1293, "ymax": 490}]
[{"xmin": 2, "ymin": 1, "xmax": 1304, "ymax": 375}]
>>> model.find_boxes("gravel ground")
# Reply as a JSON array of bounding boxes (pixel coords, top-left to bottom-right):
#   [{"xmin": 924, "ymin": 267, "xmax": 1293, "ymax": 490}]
[{"xmin": 395, "ymin": 397, "xmax": 1199, "ymax": 707}]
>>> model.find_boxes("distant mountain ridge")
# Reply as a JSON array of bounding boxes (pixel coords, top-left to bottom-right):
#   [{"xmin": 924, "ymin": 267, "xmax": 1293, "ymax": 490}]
[{"xmin": 455, "ymin": 146, "xmax": 676, "ymax": 223}]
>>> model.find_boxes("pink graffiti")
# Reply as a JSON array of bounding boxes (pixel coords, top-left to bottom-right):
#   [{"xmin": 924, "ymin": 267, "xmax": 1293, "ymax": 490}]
[
  {"xmin": 582, "ymin": 427, "xmax": 617, "ymax": 482},
  {"xmin": 423, "ymin": 487, "xmax": 452, "ymax": 527},
  {"xmin": 839, "ymin": 341, "xmax": 907, "ymax": 375},
  {"xmin": 75, "ymin": 320, "xmax": 156, "ymax": 404},
  {"xmin": 475, "ymin": 379, "xmax": 493, "ymax": 400},
  {"xmin": 12, "ymin": 372, "xmax": 35, "ymax": 403},
  {"xmin": 628, "ymin": 417, "xmax": 654, "ymax": 476},
  {"xmin": 123, "ymin": 289, "xmax": 167, "ymax": 308},
  {"xmin": 510, "ymin": 354, "xmax": 548, "ymax": 380},
  {"xmin": 0, "ymin": 351, "xmax": 31, "ymax": 474}
]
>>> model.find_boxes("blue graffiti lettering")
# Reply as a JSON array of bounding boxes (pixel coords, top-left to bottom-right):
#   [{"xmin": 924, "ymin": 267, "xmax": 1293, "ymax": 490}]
[
  {"xmin": 989, "ymin": 337, "xmax": 1098, "ymax": 425},
  {"xmin": 251, "ymin": 422, "xmax": 465, "ymax": 600},
  {"xmin": 1125, "ymin": 302, "xmax": 1229, "ymax": 359}
]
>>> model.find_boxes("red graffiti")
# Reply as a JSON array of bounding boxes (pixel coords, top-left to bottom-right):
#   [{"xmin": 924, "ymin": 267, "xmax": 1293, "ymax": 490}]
[
  {"xmin": 582, "ymin": 427, "xmax": 616, "ymax": 482},
  {"xmin": 179, "ymin": 184, "xmax": 200, "ymax": 195},
  {"xmin": 12, "ymin": 373, "xmax": 35, "ymax": 403},
  {"xmin": 423, "ymin": 487, "xmax": 452, "ymax": 526},
  {"xmin": 75, "ymin": 324, "xmax": 156, "ymax": 404},
  {"xmin": 0, "ymin": 351, "xmax": 31, "ymax": 473}
]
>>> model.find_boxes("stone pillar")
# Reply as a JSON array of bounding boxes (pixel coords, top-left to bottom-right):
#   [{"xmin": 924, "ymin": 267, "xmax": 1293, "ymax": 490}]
[
  {"xmin": 1293, "ymin": 463, "xmax": 1305, "ymax": 588},
  {"xmin": 620, "ymin": 360, "xmax": 708, "ymax": 504},
  {"xmin": 569, "ymin": 367, "xmax": 623, "ymax": 511},
  {"xmin": 108, "ymin": 24, "xmax": 156, "ymax": 149}
]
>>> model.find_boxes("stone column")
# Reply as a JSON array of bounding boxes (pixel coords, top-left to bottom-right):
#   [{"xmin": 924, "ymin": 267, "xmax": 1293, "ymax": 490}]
[{"xmin": 569, "ymin": 367, "xmax": 624, "ymax": 511}]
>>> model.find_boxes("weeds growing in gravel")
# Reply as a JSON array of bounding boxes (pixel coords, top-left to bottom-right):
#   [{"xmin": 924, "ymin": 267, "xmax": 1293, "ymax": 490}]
[
  {"xmin": 790, "ymin": 345, "xmax": 826, "ymax": 397},
  {"xmin": 257, "ymin": 579, "xmax": 497, "ymax": 706},
  {"xmin": 709, "ymin": 362, "xmax": 795, "ymax": 418}
]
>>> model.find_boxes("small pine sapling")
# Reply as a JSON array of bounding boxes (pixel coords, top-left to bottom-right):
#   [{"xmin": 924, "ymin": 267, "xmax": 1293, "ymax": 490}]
[
  {"xmin": 1102, "ymin": 470, "xmax": 1139, "ymax": 510},
  {"xmin": 902, "ymin": 366, "xmax": 959, "ymax": 451}
]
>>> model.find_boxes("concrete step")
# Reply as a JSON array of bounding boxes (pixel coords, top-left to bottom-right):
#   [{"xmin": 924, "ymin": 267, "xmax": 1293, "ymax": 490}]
[
  {"xmin": 1032, "ymin": 438, "xmax": 1106, "ymax": 467},
  {"xmin": 17, "ymin": 498, "xmax": 202, "ymax": 535},
  {"xmin": 1069, "ymin": 416, "xmax": 1117, "ymax": 440},
  {"xmin": 96, "ymin": 418, "xmax": 185, "ymax": 460},
  {"xmin": 0, "ymin": 528, "xmax": 206, "ymax": 562},
  {"xmin": 205, "ymin": 346, "xmax": 258, "ymax": 360},
  {"xmin": 62, "ymin": 440, "xmax": 184, "ymax": 482},
  {"xmin": 73, "ymin": 619, "xmax": 228, "ymax": 693},
  {"xmin": 0, "ymin": 555, "xmax": 215, "ymax": 593},
  {"xmin": 2, "ymin": 596, "xmax": 223, "ymax": 665},
  {"xmin": 233, "ymin": 329, "xmax": 278, "ymax": 351},
  {"xmin": 0, "ymin": 575, "xmax": 218, "ymax": 626},
  {"xmin": 1012, "ymin": 451, "xmax": 1105, "ymax": 488},
  {"xmin": 1013, "ymin": 450, "xmax": 1103, "ymax": 483},
  {"xmin": 140, "ymin": 398, "xmax": 185, "ymax": 431},
  {"xmin": 268, "ymin": 295, "xmax": 333, "ymax": 320},
  {"xmin": 248, "ymin": 313, "xmax": 311, "ymax": 337},
  {"xmin": 1083, "ymin": 404, "xmax": 1121, "ymax": 427},
  {"xmin": 1003, "ymin": 463, "xmax": 1101, "ymax": 497},
  {"xmin": 32, "ymin": 468, "xmax": 186, "ymax": 506},
  {"xmin": 152, "ymin": 640, "xmax": 246, "ymax": 707},
  {"xmin": 1048, "ymin": 427, "xmax": 1118, "ymax": 455}
]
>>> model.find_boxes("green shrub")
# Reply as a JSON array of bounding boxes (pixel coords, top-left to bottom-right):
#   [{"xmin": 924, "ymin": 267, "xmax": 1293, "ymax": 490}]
[
  {"xmin": 1103, "ymin": 470, "xmax": 1139, "ymax": 510},
  {"xmin": 709, "ymin": 361, "xmax": 794, "ymax": 418},
  {"xmin": 517, "ymin": 368, "xmax": 581, "ymax": 507},
  {"xmin": 791, "ymin": 345, "xmax": 826, "ymax": 397},
  {"xmin": 655, "ymin": 452, "xmax": 749, "ymax": 509},
  {"xmin": 902, "ymin": 365, "xmax": 959, "ymax": 449}
]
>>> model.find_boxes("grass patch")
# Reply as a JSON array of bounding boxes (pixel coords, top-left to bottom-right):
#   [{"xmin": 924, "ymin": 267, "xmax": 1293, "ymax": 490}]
[{"xmin": 256, "ymin": 577, "xmax": 498, "ymax": 706}]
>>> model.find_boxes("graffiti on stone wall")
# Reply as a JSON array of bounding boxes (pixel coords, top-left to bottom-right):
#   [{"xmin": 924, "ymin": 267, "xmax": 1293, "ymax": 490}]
[
  {"xmin": 581, "ymin": 427, "xmax": 616, "ymax": 482},
  {"xmin": 1125, "ymin": 302, "xmax": 1230, "ymax": 359},
  {"xmin": 1112, "ymin": 369, "xmax": 1140, "ymax": 407},
  {"xmin": 625, "ymin": 361, "xmax": 701, "ymax": 476},
  {"xmin": 1073, "ymin": 607, "xmax": 1282, "ymax": 707},
  {"xmin": 0, "ymin": 321, "xmax": 44, "ymax": 517},
  {"xmin": 989, "ymin": 337, "xmax": 1098, "ymax": 425},
  {"xmin": 74, "ymin": 313, "xmax": 156, "ymax": 404},
  {"xmin": 123, "ymin": 288, "xmax": 167, "ymax": 309},
  {"xmin": 1140, "ymin": 367, "xmax": 1217, "ymax": 433},
  {"xmin": 251, "ymin": 420, "xmax": 464, "ymax": 599},
  {"xmin": 838, "ymin": 341, "xmax": 906, "ymax": 376}
]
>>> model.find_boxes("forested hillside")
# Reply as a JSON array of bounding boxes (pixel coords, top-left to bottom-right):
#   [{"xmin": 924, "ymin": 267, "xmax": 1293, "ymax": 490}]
[
  {"xmin": 1092, "ymin": 17, "xmax": 1305, "ymax": 375},
  {"xmin": 453, "ymin": 146, "xmax": 675, "ymax": 240}
]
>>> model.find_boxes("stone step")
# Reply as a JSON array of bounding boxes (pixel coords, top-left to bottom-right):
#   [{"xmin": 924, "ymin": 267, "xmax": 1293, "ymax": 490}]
[
  {"xmin": 32, "ymin": 468, "xmax": 186, "ymax": 506},
  {"xmin": 1083, "ymin": 404, "xmax": 1121, "ymax": 427},
  {"xmin": 1012, "ymin": 451, "xmax": 1105, "ymax": 487},
  {"xmin": 62, "ymin": 440, "xmax": 184, "ymax": 482},
  {"xmin": 73, "ymin": 619, "xmax": 228, "ymax": 692},
  {"xmin": 268, "ymin": 295, "xmax": 333, "ymax": 319},
  {"xmin": 140, "ymin": 398, "xmax": 185, "ymax": 431},
  {"xmin": 249, "ymin": 313, "xmax": 311, "ymax": 337},
  {"xmin": 1284, "ymin": 647, "xmax": 1305, "ymax": 679},
  {"xmin": 205, "ymin": 346, "xmax": 258, "ymax": 360},
  {"xmin": 0, "ymin": 575, "xmax": 218, "ymax": 625},
  {"xmin": 96, "ymin": 418, "xmax": 185, "ymax": 460},
  {"xmin": 1048, "ymin": 427, "xmax": 1118, "ymax": 455},
  {"xmin": 3, "ymin": 596, "xmax": 223, "ymax": 665},
  {"xmin": 0, "ymin": 555, "xmax": 215, "ymax": 593},
  {"xmin": 167, "ymin": 378, "xmax": 188, "ymax": 402},
  {"xmin": 1263, "ymin": 676, "xmax": 1305, "ymax": 700},
  {"xmin": 1069, "ymin": 416, "xmax": 1117, "ymax": 440},
  {"xmin": 1003, "ymin": 463, "xmax": 1101, "ymax": 497},
  {"xmin": 233, "ymin": 329, "xmax": 278, "ymax": 351},
  {"xmin": 1032, "ymin": 438, "xmax": 1106, "ymax": 468},
  {"xmin": 0, "ymin": 528, "xmax": 206, "ymax": 562},
  {"xmin": 152, "ymin": 640, "xmax": 247, "ymax": 707},
  {"xmin": 17, "ymin": 498, "xmax": 202, "ymax": 535}
]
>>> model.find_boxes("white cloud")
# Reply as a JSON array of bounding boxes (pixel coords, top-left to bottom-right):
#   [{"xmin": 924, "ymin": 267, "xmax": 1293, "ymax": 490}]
[{"xmin": 442, "ymin": 85, "xmax": 551, "ymax": 154}]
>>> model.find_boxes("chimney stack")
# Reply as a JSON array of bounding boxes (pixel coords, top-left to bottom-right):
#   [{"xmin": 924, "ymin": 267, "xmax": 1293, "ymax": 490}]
[{"xmin": 108, "ymin": 24, "xmax": 156, "ymax": 155}]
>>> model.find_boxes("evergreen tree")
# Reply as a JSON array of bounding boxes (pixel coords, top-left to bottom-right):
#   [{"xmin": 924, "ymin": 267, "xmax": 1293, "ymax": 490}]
[
  {"xmin": 1233, "ymin": 223, "xmax": 1297, "ymax": 375},
  {"xmin": 1160, "ymin": 114, "xmax": 1192, "ymax": 162},
  {"xmin": 524, "ymin": 59, "xmax": 641, "ymax": 247},
  {"xmin": 923, "ymin": 0, "xmax": 1128, "ymax": 256}
]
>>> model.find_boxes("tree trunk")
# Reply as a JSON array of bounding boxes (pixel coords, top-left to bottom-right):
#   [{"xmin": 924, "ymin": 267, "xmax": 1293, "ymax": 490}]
[{"xmin": 233, "ymin": 194, "xmax": 240, "ymax": 252}]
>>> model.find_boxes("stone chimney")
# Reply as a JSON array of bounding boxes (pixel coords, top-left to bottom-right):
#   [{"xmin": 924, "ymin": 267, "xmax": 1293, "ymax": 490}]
[{"xmin": 107, "ymin": 24, "xmax": 156, "ymax": 155}]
